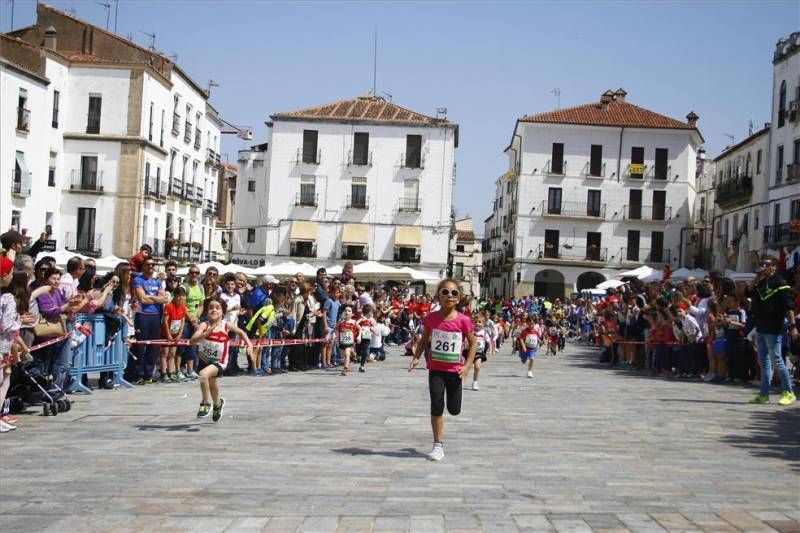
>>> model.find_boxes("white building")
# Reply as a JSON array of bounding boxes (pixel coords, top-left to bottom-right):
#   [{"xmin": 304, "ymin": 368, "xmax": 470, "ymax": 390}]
[
  {"xmin": 483, "ymin": 89, "xmax": 703, "ymax": 299},
  {"xmin": 232, "ymin": 95, "xmax": 458, "ymax": 276},
  {"xmin": 689, "ymin": 148, "xmax": 715, "ymax": 270},
  {"xmin": 764, "ymin": 32, "xmax": 800, "ymax": 257},
  {"xmin": 711, "ymin": 126, "xmax": 769, "ymax": 272},
  {"xmin": 1, "ymin": 3, "xmax": 225, "ymax": 261},
  {"xmin": 449, "ymin": 217, "xmax": 482, "ymax": 299}
]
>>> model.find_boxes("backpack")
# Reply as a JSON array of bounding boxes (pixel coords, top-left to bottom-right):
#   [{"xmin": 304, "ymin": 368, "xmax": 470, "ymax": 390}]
[{"xmin": 249, "ymin": 287, "xmax": 268, "ymax": 310}]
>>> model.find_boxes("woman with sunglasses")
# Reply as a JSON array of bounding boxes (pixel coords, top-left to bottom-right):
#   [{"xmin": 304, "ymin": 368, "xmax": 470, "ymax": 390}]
[{"xmin": 409, "ymin": 279, "xmax": 476, "ymax": 461}]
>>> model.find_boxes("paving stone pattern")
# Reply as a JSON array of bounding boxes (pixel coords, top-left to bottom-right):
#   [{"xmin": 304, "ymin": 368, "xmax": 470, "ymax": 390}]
[{"xmin": 1, "ymin": 342, "xmax": 798, "ymax": 532}]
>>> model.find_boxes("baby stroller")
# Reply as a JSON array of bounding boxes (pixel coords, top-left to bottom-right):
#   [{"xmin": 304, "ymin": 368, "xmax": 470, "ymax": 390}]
[{"xmin": 6, "ymin": 354, "xmax": 72, "ymax": 417}]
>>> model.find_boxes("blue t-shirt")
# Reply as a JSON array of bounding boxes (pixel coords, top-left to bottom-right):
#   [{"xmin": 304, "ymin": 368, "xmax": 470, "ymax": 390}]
[
  {"xmin": 324, "ymin": 299, "xmax": 341, "ymax": 329},
  {"xmin": 132, "ymin": 275, "xmax": 163, "ymax": 314}
]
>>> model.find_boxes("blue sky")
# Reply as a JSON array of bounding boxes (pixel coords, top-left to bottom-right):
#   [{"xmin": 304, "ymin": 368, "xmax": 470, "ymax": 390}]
[{"xmin": 5, "ymin": 1, "xmax": 799, "ymax": 231}]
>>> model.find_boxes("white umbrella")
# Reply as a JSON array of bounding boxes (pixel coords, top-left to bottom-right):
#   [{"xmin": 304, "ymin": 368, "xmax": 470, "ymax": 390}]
[
  {"xmin": 640, "ymin": 270, "xmax": 664, "ymax": 283},
  {"xmin": 617, "ymin": 265, "xmax": 655, "ymax": 279},
  {"xmin": 353, "ymin": 261, "xmax": 404, "ymax": 276},
  {"xmin": 595, "ymin": 279, "xmax": 625, "ymax": 290},
  {"xmin": 42, "ymin": 249, "xmax": 89, "ymax": 267},
  {"xmin": 669, "ymin": 267, "xmax": 695, "ymax": 280},
  {"xmin": 400, "ymin": 266, "xmax": 441, "ymax": 282},
  {"xmin": 691, "ymin": 268, "xmax": 709, "ymax": 279},
  {"xmin": 94, "ymin": 255, "xmax": 125, "ymax": 273}
]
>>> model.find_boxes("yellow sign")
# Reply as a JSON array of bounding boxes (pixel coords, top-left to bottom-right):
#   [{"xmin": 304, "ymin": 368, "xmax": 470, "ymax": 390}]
[{"xmin": 628, "ymin": 163, "xmax": 644, "ymax": 174}]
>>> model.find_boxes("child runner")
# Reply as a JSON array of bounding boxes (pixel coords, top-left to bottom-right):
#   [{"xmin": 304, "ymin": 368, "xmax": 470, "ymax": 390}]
[
  {"xmin": 336, "ymin": 304, "xmax": 359, "ymax": 375},
  {"xmin": 410, "ymin": 279, "xmax": 476, "ymax": 461},
  {"xmin": 517, "ymin": 317, "xmax": 539, "ymax": 378},
  {"xmin": 357, "ymin": 305, "xmax": 376, "ymax": 373},
  {"xmin": 191, "ymin": 297, "xmax": 253, "ymax": 422},
  {"xmin": 470, "ymin": 314, "xmax": 489, "ymax": 390},
  {"xmin": 161, "ymin": 286, "xmax": 187, "ymax": 383},
  {"xmin": 370, "ymin": 317, "xmax": 391, "ymax": 361}
]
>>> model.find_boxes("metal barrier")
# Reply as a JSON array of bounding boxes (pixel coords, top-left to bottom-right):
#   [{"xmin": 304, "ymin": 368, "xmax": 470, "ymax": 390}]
[{"xmin": 68, "ymin": 314, "xmax": 133, "ymax": 394}]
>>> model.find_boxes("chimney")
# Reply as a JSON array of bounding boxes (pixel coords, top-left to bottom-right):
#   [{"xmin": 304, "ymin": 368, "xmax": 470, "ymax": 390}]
[
  {"xmin": 686, "ymin": 111, "xmax": 699, "ymax": 127},
  {"xmin": 613, "ymin": 88, "xmax": 627, "ymax": 102},
  {"xmin": 43, "ymin": 26, "xmax": 58, "ymax": 51},
  {"xmin": 600, "ymin": 90, "xmax": 614, "ymax": 109}
]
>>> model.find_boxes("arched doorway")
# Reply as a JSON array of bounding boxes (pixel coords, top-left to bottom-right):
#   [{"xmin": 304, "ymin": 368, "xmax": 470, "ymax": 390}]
[
  {"xmin": 576, "ymin": 271, "xmax": 605, "ymax": 291},
  {"xmin": 534, "ymin": 269, "xmax": 565, "ymax": 300}
]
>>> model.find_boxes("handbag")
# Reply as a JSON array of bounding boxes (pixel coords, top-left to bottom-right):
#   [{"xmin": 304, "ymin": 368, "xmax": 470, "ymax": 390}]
[{"xmin": 33, "ymin": 315, "xmax": 67, "ymax": 339}]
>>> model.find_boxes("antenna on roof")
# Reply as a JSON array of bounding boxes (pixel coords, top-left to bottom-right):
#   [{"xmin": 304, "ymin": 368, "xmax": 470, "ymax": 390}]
[
  {"xmin": 207, "ymin": 79, "xmax": 219, "ymax": 97},
  {"xmin": 95, "ymin": 1, "xmax": 111, "ymax": 30},
  {"xmin": 724, "ymin": 133, "xmax": 735, "ymax": 145},
  {"xmin": 138, "ymin": 30, "xmax": 156, "ymax": 51},
  {"xmin": 550, "ymin": 88, "xmax": 561, "ymax": 110},
  {"xmin": 748, "ymin": 120, "xmax": 753, "ymax": 136},
  {"xmin": 372, "ymin": 26, "xmax": 378, "ymax": 97},
  {"xmin": 168, "ymin": 52, "xmax": 178, "ymax": 62},
  {"xmin": 113, "ymin": 0, "xmax": 119, "ymax": 33},
  {"xmin": 381, "ymin": 91, "xmax": 393, "ymax": 102}
]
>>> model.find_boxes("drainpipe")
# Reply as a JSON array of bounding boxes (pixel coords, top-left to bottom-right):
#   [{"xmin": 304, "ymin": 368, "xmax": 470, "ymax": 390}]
[{"xmin": 616, "ymin": 126, "xmax": 625, "ymax": 182}]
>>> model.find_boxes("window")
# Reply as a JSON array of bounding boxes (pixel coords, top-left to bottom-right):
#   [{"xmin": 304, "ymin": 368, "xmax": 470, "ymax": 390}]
[
  {"xmin": 247, "ymin": 229, "xmax": 255, "ymax": 243},
  {"xmin": 145, "ymin": 162, "xmax": 151, "ymax": 193},
  {"xmin": 547, "ymin": 187, "xmax": 562, "ymax": 214},
  {"xmin": 76, "ymin": 207, "xmax": 97, "ymax": 252},
  {"xmin": 45, "ymin": 212, "xmax": 53, "ymax": 236},
  {"xmin": 456, "ymin": 244, "xmax": 465, "ymax": 253},
  {"xmin": 13, "ymin": 151, "xmax": 31, "ymax": 196},
  {"xmin": 160, "ymin": 109, "xmax": 165, "ymax": 147},
  {"xmin": 454, "ymin": 263, "xmax": 464, "ymax": 278},
  {"xmin": 247, "ymin": 180, "xmax": 256, "ymax": 192},
  {"xmin": 291, "ymin": 241, "xmax": 316, "ymax": 258},
  {"xmin": 774, "ymin": 203, "xmax": 781, "ymax": 225},
  {"xmin": 699, "ymin": 196, "xmax": 706, "ymax": 221},
  {"xmin": 253, "ymin": 159, "xmax": 264, "ymax": 169},
  {"xmin": 350, "ymin": 177, "xmax": 367, "ymax": 208},
  {"xmin": 777, "ymin": 145, "xmax": 784, "ymax": 182},
  {"xmin": 148, "ymin": 102, "xmax": 154, "ymax": 141},
  {"xmin": 652, "ymin": 190, "xmax": 666, "ymax": 221},
  {"xmin": 550, "ymin": 143, "xmax": 564, "ymax": 174},
  {"xmin": 87, "ymin": 95, "xmax": 102, "ymax": 134},
  {"xmin": 630, "ymin": 146, "xmax": 644, "ymax": 178},
  {"xmin": 299, "ymin": 175, "xmax": 316, "ymax": 206},
  {"xmin": 586, "ymin": 190, "xmax": 601, "ymax": 217},
  {"xmin": 757, "ymin": 149, "xmax": 763, "ymax": 174},
  {"xmin": 723, "ymin": 219, "xmax": 729, "ymax": 245},
  {"xmin": 586, "ymin": 232, "xmax": 601, "ymax": 260},
  {"xmin": 11, "ymin": 210, "xmax": 20, "ymax": 232},
  {"xmin": 778, "ymin": 80, "xmax": 786, "ymax": 128},
  {"xmin": 353, "ymin": 132, "xmax": 369, "ymax": 165},
  {"xmin": 654, "ymin": 148, "xmax": 668, "ymax": 179},
  {"xmin": 589, "ymin": 144, "xmax": 603, "ymax": 177},
  {"xmin": 17, "ymin": 88, "xmax": 29, "ymax": 132},
  {"xmin": 48, "ymin": 151, "xmax": 56, "ymax": 187},
  {"xmin": 80, "ymin": 155, "xmax": 98, "ymax": 190},
  {"xmin": 169, "ymin": 150, "xmax": 177, "ymax": 179},
  {"xmin": 628, "ymin": 189, "xmax": 642, "ymax": 219},
  {"xmin": 754, "ymin": 208, "xmax": 759, "ymax": 229},
  {"xmin": 794, "ymin": 139, "xmax": 800, "ymax": 164},
  {"xmin": 791, "ymin": 199, "xmax": 800, "ymax": 220},
  {"xmin": 402, "ymin": 179, "xmax": 420, "ymax": 211},
  {"xmin": 405, "ymin": 135, "xmax": 422, "ymax": 168},
  {"xmin": 302, "ymin": 130, "xmax": 319, "ymax": 164},
  {"xmin": 650, "ymin": 231, "xmax": 664, "ymax": 262},
  {"xmin": 156, "ymin": 167, "xmax": 162, "ymax": 196},
  {"xmin": 182, "ymin": 155, "xmax": 189, "ymax": 182},
  {"xmin": 172, "ymin": 95, "xmax": 180, "ymax": 134},
  {"xmin": 52, "ymin": 90, "xmax": 60, "ymax": 128},
  {"xmin": 626, "ymin": 230, "xmax": 640, "ymax": 261},
  {"xmin": 544, "ymin": 229, "xmax": 559, "ymax": 258}
]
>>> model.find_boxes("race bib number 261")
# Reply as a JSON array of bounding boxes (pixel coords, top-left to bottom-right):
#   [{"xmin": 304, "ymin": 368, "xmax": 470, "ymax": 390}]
[{"xmin": 431, "ymin": 329, "xmax": 463, "ymax": 363}]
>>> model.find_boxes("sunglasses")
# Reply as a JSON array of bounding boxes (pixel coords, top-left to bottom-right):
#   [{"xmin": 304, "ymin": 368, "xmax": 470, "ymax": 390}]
[
  {"xmin": 758, "ymin": 262, "xmax": 774, "ymax": 267},
  {"xmin": 189, "ymin": 271, "xmax": 200, "ymax": 275},
  {"xmin": 439, "ymin": 288, "xmax": 460, "ymax": 297}
]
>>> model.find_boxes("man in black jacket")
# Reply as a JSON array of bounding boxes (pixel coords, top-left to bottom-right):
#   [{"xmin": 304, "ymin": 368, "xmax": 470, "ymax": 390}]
[
  {"xmin": 748, "ymin": 256, "xmax": 797, "ymax": 406},
  {"xmin": 1, "ymin": 229, "xmax": 47, "ymax": 259}
]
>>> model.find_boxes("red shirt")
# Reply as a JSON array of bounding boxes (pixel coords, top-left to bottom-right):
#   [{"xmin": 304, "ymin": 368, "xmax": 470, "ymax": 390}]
[
  {"xmin": 337, "ymin": 320, "xmax": 359, "ymax": 346},
  {"xmin": 415, "ymin": 302, "xmax": 431, "ymax": 318},
  {"xmin": 517, "ymin": 327, "xmax": 539, "ymax": 350},
  {"xmin": 163, "ymin": 302, "xmax": 187, "ymax": 337}
]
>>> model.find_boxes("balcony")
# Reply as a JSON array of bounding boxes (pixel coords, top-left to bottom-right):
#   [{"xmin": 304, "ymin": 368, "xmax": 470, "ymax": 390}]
[
  {"xmin": 341, "ymin": 245, "xmax": 368, "ymax": 261},
  {"xmin": 171, "ymin": 113, "xmax": 181, "ymax": 135},
  {"xmin": 619, "ymin": 247, "xmax": 671, "ymax": 265},
  {"xmin": 622, "ymin": 204, "xmax": 672, "ymax": 221},
  {"xmin": 295, "ymin": 192, "xmax": 318, "ymax": 207},
  {"xmin": 86, "ymin": 113, "xmax": 101, "ymax": 134},
  {"xmin": 763, "ymin": 223, "xmax": 800, "ymax": 247},
  {"xmin": 203, "ymin": 199, "xmax": 218, "ymax": 217},
  {"xmin": 206, "ymin": 148, "xmax": 221, "ymax": 167},
  {"xmin": 290, "ymin": 241, "xmax": 317, "ymax": 258},
  {"xmin": 16, "ymin": 107, "xmax": 30, "ymax": 132},
  {"xmin": 192, "ymin": 187, "xmax": 204, "ymax": 207},
  {"xmin": 537, "ymin": 244, "xmax": 607, "ymax": 263},
  {"xmin": 345, "ymin": 194, "xmax": 369, "ymax": 210},
  {"xmin": 144, "ymin": 179, "xmax": 165, "ymax": 201},
  {"xmin": 68, "ymin": 169, "xmax": 104, "ymax": 193},
  {"xmin": 398, "ymin": 196, "xmax": 422, "ymax": 213},
  {"xmin": 582, "ymin": 161, "xmax": 606, "ymax": 179},
  {"xmin": 184, "ymin": 183, "xmax": 195, "ymax": 201},
  {"xmin": 11, "ymin": 172, "xmax": 30, "ymax": 198},
  {"xmin": 544, "ymin": 159, "xmax": 567, "ymax": 176},
  {"xmin": 541, "ymin": 200, "xmax": 606, "ymax": 219},
  {"xmin": 65, "ymin": 232, "xmax": 102, "ymax": 257},
  {"xmin": 786, "ymin": 163, "xmax": 800, "ymax": 184},
  {"xmin": 295, "ymin": 148, "xmax": 321, "ymax": 165},
  {"xmin": 715, "ymin": 174, "xmax": 752, "ymax": 207},
  {"xmin": 394, "ymin": 246, "xmax": 421, "ymax": 263},
  {"xmin": 347, "ymin": 149, "xmax": 372, "ymax": 167},
  {"xmin": 170, "ymin": 178, "xmax": 183, "ymax": 197},
  {"xmin": 400, "ymin": 152, "xmax": 424, "ymax": 169}
]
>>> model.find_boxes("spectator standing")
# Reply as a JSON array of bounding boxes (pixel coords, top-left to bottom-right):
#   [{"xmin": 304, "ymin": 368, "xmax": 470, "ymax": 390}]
[{"xmin": 131, "ymin": 258, "xmax": 168, "ymax": 384}]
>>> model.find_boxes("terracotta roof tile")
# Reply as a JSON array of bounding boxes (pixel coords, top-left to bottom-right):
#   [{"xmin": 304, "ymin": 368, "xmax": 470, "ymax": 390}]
[
  {"xmin": 456, "ymin": 230, "xmax": 476, "ymax": 241},
  {"xmin": 273, "ymin": 95, "xmax": 447, "ymax": 126},
  {"xmin": 520, "ymin": 95, "xmax": 696, "ymax": 131}
]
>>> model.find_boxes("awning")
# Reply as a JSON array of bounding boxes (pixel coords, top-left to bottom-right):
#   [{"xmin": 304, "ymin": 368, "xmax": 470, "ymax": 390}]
[
  {"xmin": 342, "ymin": 223, "xmax": 369, "ymax": 245},
  {"xmin": 290, "ymin": 221, "xmax": 317, "ymax": 242},
  {"xmin": 395, "ymin": 226, "xmax": 421, "ymax": 247}
]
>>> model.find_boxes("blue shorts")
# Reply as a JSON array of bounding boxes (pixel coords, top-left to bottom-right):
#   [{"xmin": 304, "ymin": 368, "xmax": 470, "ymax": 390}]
[
  {"xmin": 518, "ymin": 349, "xmax": 537, "ymax": 363},
  {"xmin": 712, "ymin": 338, "xmax": 727, "ymax": 353}
]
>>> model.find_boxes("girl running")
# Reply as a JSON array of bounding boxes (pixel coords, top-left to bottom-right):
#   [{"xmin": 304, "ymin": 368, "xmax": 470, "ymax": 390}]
[
  {"xmin": 336, "ymin": 304, "xmax": 359, "ymax": 375},
  {"xmin": 357, "ymin": 305, "xmax": 376, "ymax": 373},
  {"xmin": 191, "ymin": 297, "xmax": 253, "ymax": 422},
  {"xmin": 517, "ymin": 317, "xmax": 539, "ymax": 378},
  {"xmin": 410, "ymin": 279, "xmax": 476, "ymax": 462},
  {"xmin": 470, "ymin": 314, "xmax": 488, "ymax": 390}
]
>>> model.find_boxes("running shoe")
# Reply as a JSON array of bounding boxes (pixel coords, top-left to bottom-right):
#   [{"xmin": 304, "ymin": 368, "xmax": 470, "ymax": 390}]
[
  {"xmin": 526, "ymin": 371, "xmax": 533, "ymax": 378},
  {"xmin": 749, "ymin": 395, "xmax": 770, "ymax": 404},
  {"xmin": 134, "ymin": 378, "xmax": 146, "ymax": 386},
  {"xmin": 472, "ymin": 381, "xmax": 479, "ymax": 391},
  {"xmin": 358, "ymin": 366, "xmax": 366, "ymax": 373},
  {"xmin": 188, "ymin": 371, "xmax": 199, "ymax": 380},
  {"xmin": 0, "ymin": 420, "xmax": 16, "ymax": 432},
  {"xmin": 196, "ymin": 403, "xmax": 211, "ymax": 418},
  {"xmin": 176, "ymin": 371, "xmax": 188, "ymax": 381},
  {"xmin": 212, "ymin": 398, "xmax": 225, "ymax": 422},
  {"xmin": 159, "ymin": 374, "xmax": 170, "ymax": 384},
  {"xmin": 428, "ymin": 443, "xmax": 444, "ymax": 461},
  {"xmin": 778, "ymin": 391, "xmax": 796, "ymax": 406}
]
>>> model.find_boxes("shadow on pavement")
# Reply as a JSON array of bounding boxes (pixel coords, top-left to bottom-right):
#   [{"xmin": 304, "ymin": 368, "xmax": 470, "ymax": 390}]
[
  {"xmin": 720, "ymin": 408, "xmax": 800, "ymax": 471},
  {"xmin": 659, "ymin": 398, "xmax": 744, "ymax": 405},
  {"xmin": 136, "ymin": 423, "xmax": 202, "ymax": 432},
  {"xmin": 331, "ymin": 447, "xmax": 428, "ymax": 459}
]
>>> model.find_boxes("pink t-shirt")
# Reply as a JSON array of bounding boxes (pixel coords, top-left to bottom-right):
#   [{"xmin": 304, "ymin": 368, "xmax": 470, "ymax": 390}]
[{"xmin": 422, "ymin": 311, "xmax": 474, "ymax": 373}]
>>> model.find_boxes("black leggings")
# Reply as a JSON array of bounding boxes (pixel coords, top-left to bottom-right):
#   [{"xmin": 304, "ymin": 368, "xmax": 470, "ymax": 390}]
[
  {"xmin": 358, "ymin": 339, "xmax": 371, "ymax": 366},
  {"xmin": 429, "ymin": 371, "xmax": 462, "ymax": 417}
]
